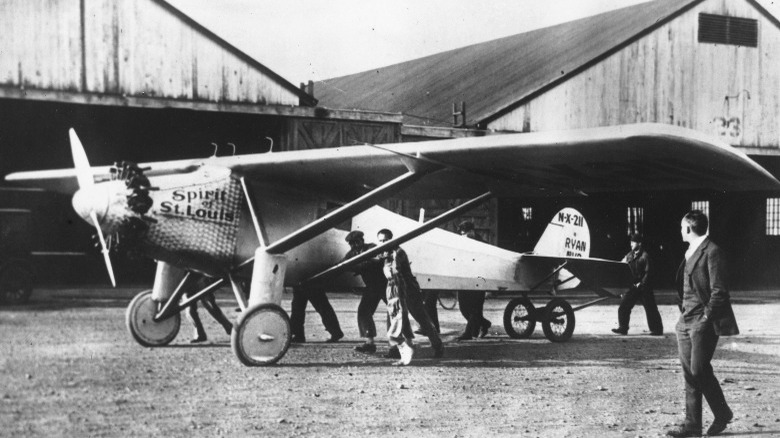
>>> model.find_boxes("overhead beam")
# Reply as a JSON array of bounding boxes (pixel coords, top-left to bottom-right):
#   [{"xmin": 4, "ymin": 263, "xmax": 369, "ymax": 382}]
[{"xmin": 0, "ymin": 86, "xmax": 403, "ymax": 123}]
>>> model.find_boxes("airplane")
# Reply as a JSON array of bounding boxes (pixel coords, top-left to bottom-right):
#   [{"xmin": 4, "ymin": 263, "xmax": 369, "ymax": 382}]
[{"xmin": 5, "ymin": 123, "xmax": 779, "ymax": 366}]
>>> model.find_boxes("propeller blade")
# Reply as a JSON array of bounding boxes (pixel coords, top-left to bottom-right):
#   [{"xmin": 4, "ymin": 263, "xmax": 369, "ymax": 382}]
[
  {"xmin": 90, "ymin": 211, "xmax": 116, "ymax": 287},
  {"xmin": 69, "ymin": 128, "xmax": 94, "ymax": 189}
]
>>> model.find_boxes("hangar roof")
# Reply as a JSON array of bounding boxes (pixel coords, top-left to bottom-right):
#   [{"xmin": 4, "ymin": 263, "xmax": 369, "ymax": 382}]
[{"xmin": 315, "ymin": 0, "xmax": 711, "ymax": 128}]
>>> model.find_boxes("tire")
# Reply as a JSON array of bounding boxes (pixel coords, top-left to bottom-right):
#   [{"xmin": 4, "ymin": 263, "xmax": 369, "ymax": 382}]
[
  {"xmin": 0, "ymin": 261, "xmax": 34, "ymax": 305},
  {"xmin": 231, "ymin": 303, "xmax": 291, "ymax": 366},
  {"xmin": 125, "ymin": 290, "xmax": 180, "ymax": 347},
  {"xmin": 503, "ymin": 297, "xmax": 536, "ymax": 339},
  {"xmin": 541, "ymin": 298, "xmax": 575, "ymax": 342},
  {"xmin": 437, "ymin": 291, "xmax": 458, "ymax": 310}
]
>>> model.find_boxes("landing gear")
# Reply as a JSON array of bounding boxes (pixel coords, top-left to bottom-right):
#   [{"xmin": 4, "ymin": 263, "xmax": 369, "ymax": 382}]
[
  {"xmin": 503, "ymin": 297, "xmax": 536, "ymax": 339},
  {"xmin": 126, "ymin": 290, "xmax": 180, "ymax": 347},
  {"xmin": 231, "ymin": 303, "xmax": 291, "ymax": 366},
  {"xmin": 541, "ymin": 298, "xmax": 575, "ymax": 342}
]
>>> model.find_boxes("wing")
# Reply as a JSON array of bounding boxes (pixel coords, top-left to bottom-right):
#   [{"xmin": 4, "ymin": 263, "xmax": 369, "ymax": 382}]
[{"xmin": 6, "ymin": 123, "xmax": 779, "ymax": 197}]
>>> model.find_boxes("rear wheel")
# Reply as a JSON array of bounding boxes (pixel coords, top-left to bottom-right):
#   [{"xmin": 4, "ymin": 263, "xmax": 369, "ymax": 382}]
[
  {"xmin": 125, "ymin": 290, "xmax": 180, "ymax": 347},
  {"xmin": 541, "ymin": 298, "xmax": 575, "ymax": 342},
  {"xmin": 503, "ymin": 297, "xmax": 536, "ymax": 339},
  {"xmin": 231, "ymin": 303, "xmax": 291, "ymax": 366}
]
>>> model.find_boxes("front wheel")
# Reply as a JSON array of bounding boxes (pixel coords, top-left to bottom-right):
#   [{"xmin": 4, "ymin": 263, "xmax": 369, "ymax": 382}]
[
  {"xmin": 541, "ymin": 298, "xmax": 575, "ymax": 342},
  {"xmin": 231, "ymin": 303, "xmax": 291, "ymax": 366},
  {"xmin": 125, "ymin": 290, "xmax": 180, "ymax": 347}
]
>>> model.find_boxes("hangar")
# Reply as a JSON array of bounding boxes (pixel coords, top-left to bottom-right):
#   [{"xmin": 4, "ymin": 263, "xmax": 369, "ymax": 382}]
[
  {"xmin": 1, "ymin": 0, "xmax": 778, "ymax": 288},
  {"xmin": 0, "ymin": 0, "xmax": 402, "ymax": 283},
  {"xmin": 315, "ymin": 0, "xmax": 780, "ymax": 288}
]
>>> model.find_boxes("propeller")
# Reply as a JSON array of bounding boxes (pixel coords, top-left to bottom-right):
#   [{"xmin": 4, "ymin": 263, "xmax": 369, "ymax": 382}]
[{"xmin": 70, "ymin": 129, "xmax": 117, "ymax": 287}]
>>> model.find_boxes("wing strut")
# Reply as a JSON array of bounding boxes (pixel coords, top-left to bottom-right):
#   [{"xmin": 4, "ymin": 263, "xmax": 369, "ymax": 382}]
[
  {"xmin": 240, "ymin": 176, "xmax": 269, "ymax": 248},
  {"xmin": 265, "ymin": 170, "xmax": 428, "ymax": 254},
  {"xmin": 304, "ymin": 191, "xmax": 493, "ymax": 285}
]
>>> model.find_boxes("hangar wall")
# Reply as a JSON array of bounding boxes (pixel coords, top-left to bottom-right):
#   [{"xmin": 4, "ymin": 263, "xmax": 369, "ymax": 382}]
[
  {"xmin": 0, "ymin": 0, "xmax": 303, "ymax": 106},
  {"xmin": 487, "ymin": 0, "xmax": 780, "ymax": 153},
  {"xmin": 479, "ymin": 0, "xmax": 780, "ymax": 288}
]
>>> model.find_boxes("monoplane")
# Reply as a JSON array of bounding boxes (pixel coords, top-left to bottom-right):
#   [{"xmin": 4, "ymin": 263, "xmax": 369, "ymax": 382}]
[{"xmin": 6, "ymin": 123, "xmax": 778, "ymax": 366}]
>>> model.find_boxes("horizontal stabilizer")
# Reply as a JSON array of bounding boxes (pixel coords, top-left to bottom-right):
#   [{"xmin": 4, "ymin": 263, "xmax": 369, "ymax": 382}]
[{"xmin": 518, "ymin": 254, "xmax": 632, "ymax": 290}]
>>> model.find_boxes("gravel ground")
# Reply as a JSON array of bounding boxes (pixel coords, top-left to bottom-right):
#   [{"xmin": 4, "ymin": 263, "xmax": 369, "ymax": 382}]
[{"xmin": 1, "ymin": 288, "xmax": 779, "ymax": 437}]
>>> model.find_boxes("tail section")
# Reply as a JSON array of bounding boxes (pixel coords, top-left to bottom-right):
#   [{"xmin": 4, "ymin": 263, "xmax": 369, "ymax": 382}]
[
  {"xmin": 533, "ymin": 208, "xmax": 590, "ymax": 258},
  {"xmin": 532, "ymin": 208, "xmax": 590, "ymax": 290}
]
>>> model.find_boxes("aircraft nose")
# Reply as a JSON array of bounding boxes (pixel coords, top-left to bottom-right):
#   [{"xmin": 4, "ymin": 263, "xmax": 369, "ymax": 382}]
[{"xmin": 72, "ymin": 185, "xmax": 110, "ymax": 227}]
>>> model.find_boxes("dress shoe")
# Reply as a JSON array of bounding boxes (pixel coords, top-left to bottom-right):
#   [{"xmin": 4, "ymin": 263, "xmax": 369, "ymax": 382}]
[
  {"xmin": 384, "ymin": 347, "xmax": 400, "ymax": 359},
  {"xmin": 665, "ymin": 425, "xmax": 701, "ymax": 437},
  {"xmin": 291, "ymin": 335, "xmax": 306, "ymax": 343},
  {"xmin": 649, "ymin": 331, "xmax": 663, "ymax": 336},
  {"xmin": 456, "ymin": 333, "xmax": 473, "ymax": 341},
  {"xmin": 611, "ymin": 328, "xmax": 628, "ymax": 335},
  {"xmin": 354, "ymin": 343, "xmax": 376, "ymax": 354},
  {"xmin": 189, "ymin": 336, "xmax": 207, "ymax": 343},
  {"xmin": 479, "ymin": 320, "xmax": 492, "ymax": 338},
  {"xmin": 706, "ymin": 410, "xmax": 733, "ymax": 436},
  {"xmin": 325, "ymin": 333, "xmax": 344, "ymax": 343},
  {"xmin": 413, "ymin": 328, "xmax": 425, "ymax": 335},
  {"xmin": 433, "ymin": 343, "xmax": 444, "ymax": 358}
]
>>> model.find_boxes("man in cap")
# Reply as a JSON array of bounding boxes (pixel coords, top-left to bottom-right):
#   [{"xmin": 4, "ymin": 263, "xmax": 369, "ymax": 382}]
[
  {"xmin": 612, "ymin": 233, "xmax": 663, "ymax": 336},
  {"xmin": 342, "ymin": 230, "xmax": 388, "ymax": 354}
]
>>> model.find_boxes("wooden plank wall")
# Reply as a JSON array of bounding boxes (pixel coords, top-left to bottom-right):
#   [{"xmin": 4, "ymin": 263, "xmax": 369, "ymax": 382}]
[
  {"xmin": 488, "ymin": 0, "xmax": 780, "ymax": 149},
  {"xmin": 0, "ymin": 0, "xmax": 300, "ymax": 106},
  {"xmin": 283, "ymin": 118, "xmax": 399, "ymax": 150}
]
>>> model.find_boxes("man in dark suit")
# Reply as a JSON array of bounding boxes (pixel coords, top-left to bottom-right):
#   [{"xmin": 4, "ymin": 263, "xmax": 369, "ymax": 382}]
[{"xmin": 667, "ymin": 210, "xmax": 738, "ymax": 438}]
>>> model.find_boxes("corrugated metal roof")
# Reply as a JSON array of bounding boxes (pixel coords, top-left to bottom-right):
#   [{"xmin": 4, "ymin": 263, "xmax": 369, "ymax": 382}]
[{"xmin": 315, "ymin": 0, "xmax": 702, "ymax": 127}]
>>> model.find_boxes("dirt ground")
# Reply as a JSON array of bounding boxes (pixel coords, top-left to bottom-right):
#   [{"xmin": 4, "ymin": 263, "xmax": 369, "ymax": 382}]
[{"xmin": 1, "ymin": 288, "xmax": 779, "ymax": 438}]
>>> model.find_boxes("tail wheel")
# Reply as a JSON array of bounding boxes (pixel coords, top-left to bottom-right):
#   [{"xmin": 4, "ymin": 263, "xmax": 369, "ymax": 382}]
[
  {"xmin": 125, "ymin": 290, "xmax": 180, "ymax": 347},
  {"xmin": 0, "ymin": 262, "xmax": 33, "ymax": 305},
  {"xmin": 541, "ymin": 298, "xmax": 575, "ymax": 342},
  {"xmin": 231, "ymin": 303, "xmax": 291, "ymax": 366},
  {"xmin": 437, "ymin": 291, "xmax": 458, "ymax": 310},
  {"xmin": 503, "ymin": 297, "xmax": 536, "ymax": 339}
]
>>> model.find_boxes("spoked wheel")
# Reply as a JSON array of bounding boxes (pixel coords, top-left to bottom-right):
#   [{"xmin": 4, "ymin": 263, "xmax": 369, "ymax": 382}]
[
  {"xmin": 503, "ymin": 297, "xmax": 536, "ymax": 339},
  {"xmin": 437, "ymin": 291, "xmax": 458, "ymax": 310},
  {"xmin": 0, "ymin": 262, "xmax": 34, "ymax": 305},
  {"xmin": 125, "ymin": 290, "xmax": 180, "ymax": 347},
  {"xmin": 231, "ymin": 303, "xmax": 291, "ymax": 366},
  {"xmin": 541, "ymin": 298, "xmax": 575, "ymax": 342}
]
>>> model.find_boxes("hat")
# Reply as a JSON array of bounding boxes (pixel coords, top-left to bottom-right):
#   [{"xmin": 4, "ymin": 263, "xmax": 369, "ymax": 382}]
[
  {"xmin": 629, "ymin": 233, "xmax": 643, "ymax": 243},
  {"xmin": 345, "ymin": 230, "xmax": 364, "ymax": 242},
  {"xmin": 458, "ymin": 221, "xmax": 475, "ymax": 232}
]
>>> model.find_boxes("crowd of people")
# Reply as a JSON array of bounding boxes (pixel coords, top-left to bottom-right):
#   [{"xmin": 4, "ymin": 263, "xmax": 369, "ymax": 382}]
[{"xmin": 184, "ymin": 210, "xmax": 737, "ymax": 436}]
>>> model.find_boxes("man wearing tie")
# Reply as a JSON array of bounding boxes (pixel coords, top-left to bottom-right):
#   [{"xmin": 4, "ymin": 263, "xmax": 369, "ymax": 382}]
[{"xmin": 667, "ymin": 210, "xmax": 738, "ymax": 437}]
